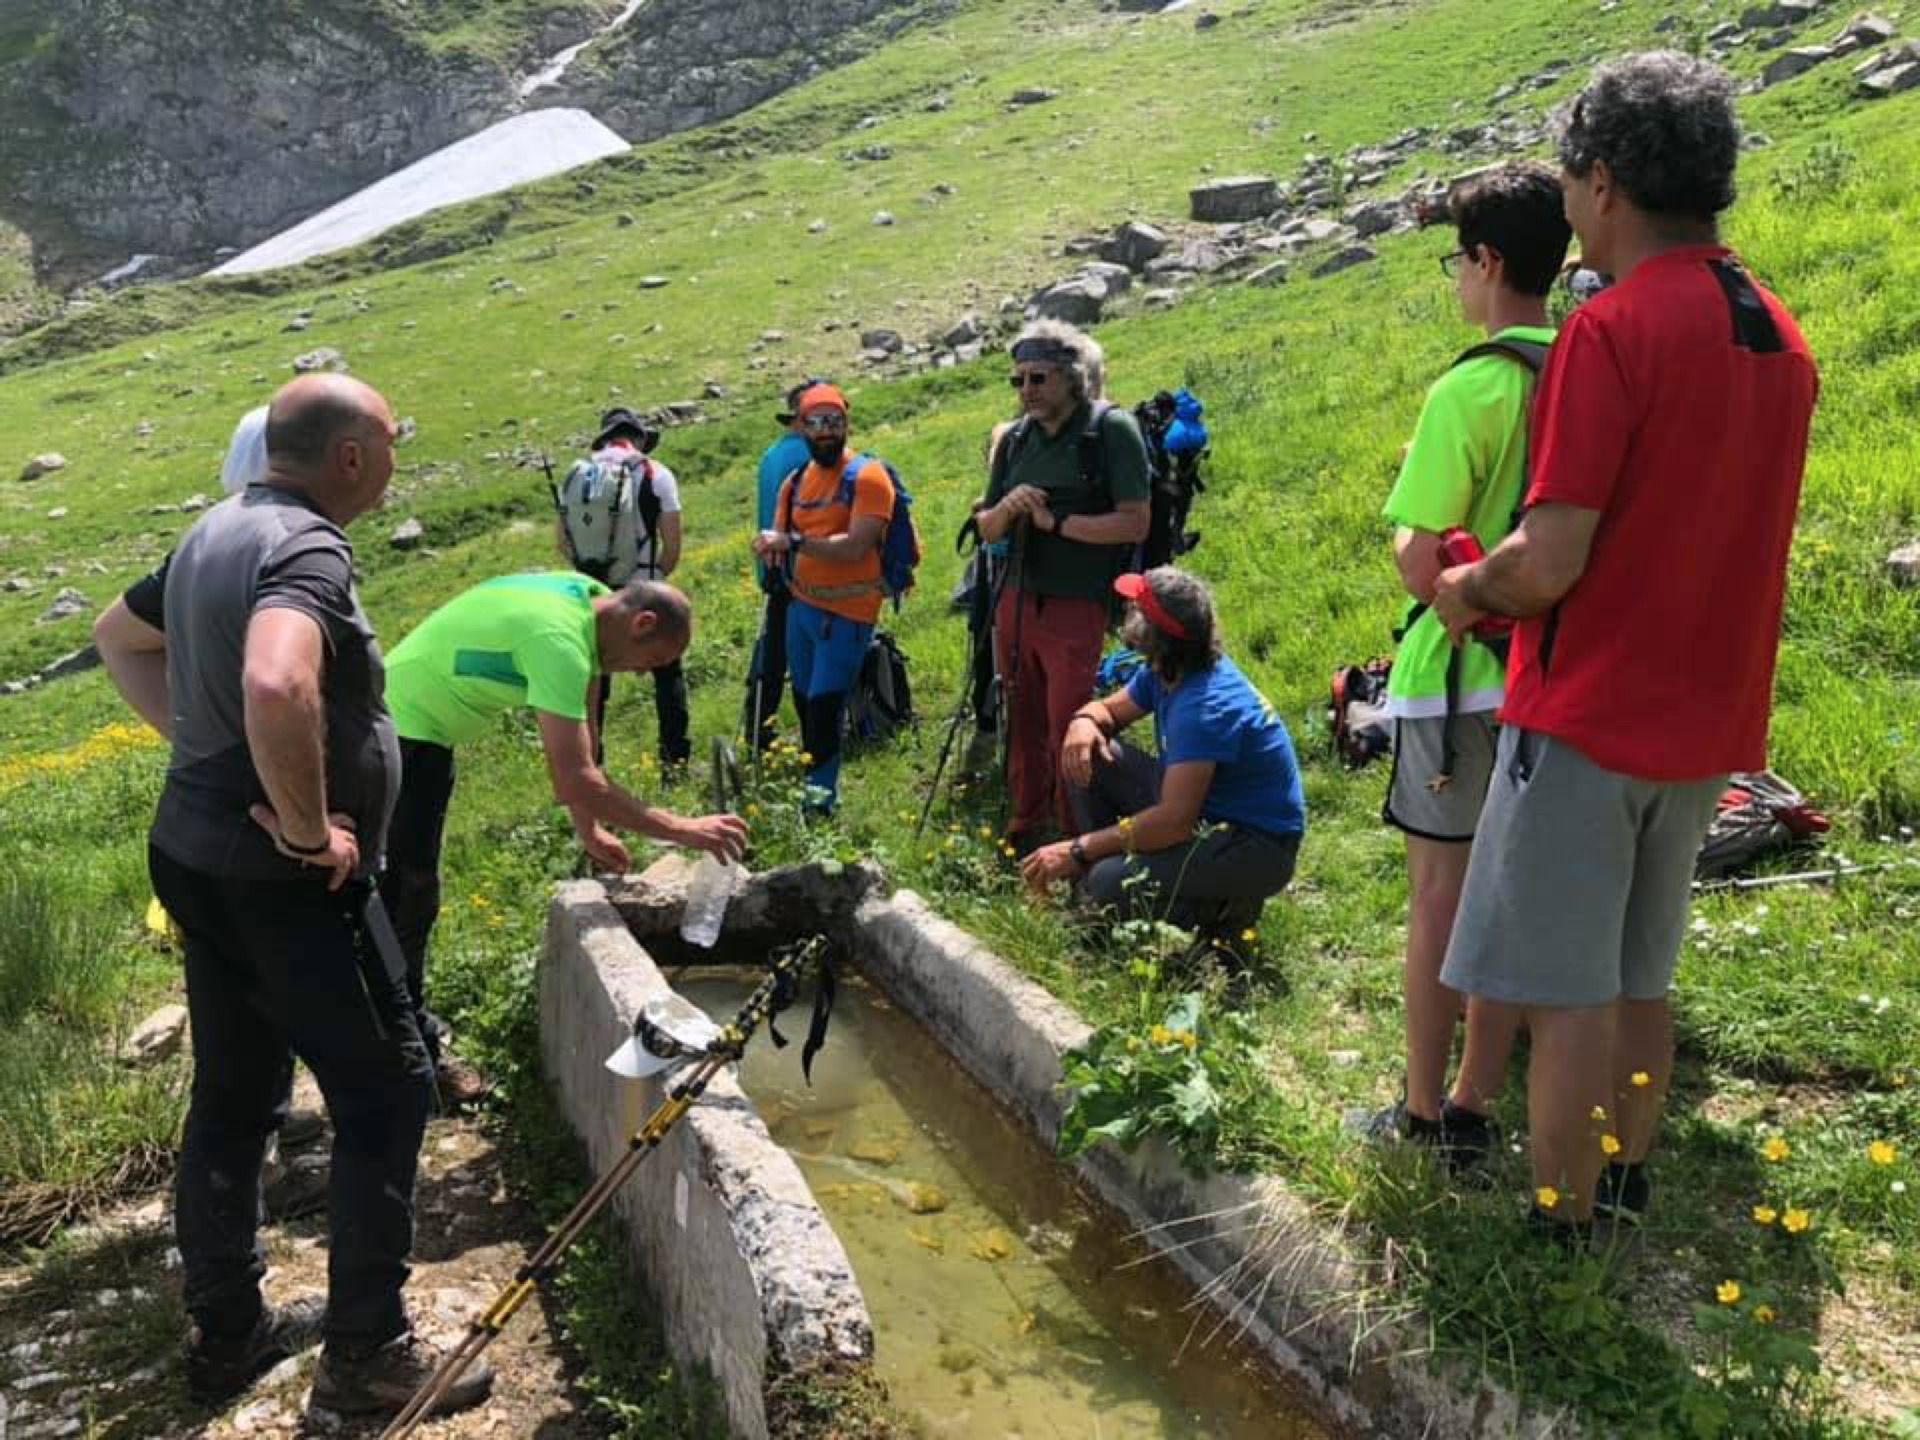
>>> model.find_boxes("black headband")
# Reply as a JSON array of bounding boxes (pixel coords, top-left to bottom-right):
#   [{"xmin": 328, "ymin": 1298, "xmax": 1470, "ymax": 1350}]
[{"xmin": 1012, "ymin": 337, "xmax": 1078, "ymax": 366}]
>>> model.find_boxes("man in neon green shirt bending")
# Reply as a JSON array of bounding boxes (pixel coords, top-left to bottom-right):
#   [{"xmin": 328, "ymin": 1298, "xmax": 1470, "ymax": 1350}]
[{"xmin": 381, "ymin": 572, "xmax": 747, "ymax": 1100}]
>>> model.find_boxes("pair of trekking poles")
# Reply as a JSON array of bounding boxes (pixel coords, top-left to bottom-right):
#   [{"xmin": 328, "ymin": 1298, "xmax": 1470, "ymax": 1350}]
[{"xmin": 380, "ymin": 937, "xmax": 832, "ymax": 1439}]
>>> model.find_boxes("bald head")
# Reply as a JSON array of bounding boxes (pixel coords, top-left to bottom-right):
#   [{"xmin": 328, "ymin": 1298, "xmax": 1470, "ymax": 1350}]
[
  {"xmin": 266, "ymin": 374, "xmax": 392, "ymax": 471},
  {"xmin": 596, "ymin": 578, "xmax": 693, "ymax": 673}
]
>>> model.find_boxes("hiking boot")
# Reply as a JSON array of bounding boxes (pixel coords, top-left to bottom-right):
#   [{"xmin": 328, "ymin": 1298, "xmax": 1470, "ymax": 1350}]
[
  {"xmin": 263, "ymin": 1150, "xmax": 330, "ymax": 1222},
  {"xmin": 309, "ymin": 1331, "xmax": 495, "ymax": 1417},
  {"xmin": 1346, "ymin": 1099, "xmax": 1437, "ymax": 1145},
  {"xmin": 280, "ymin": 1107, "xmax": 328, "ymax": 1150},
  {"xmin": 185, "ymin": 1295, "xmax": 325, "ymax": 1406},
  {"xmin": 1526, "ymin": 1203, "xmax": 1595, "ymax": 1252},
  {"xmin": 435, "ymin": 1053, "xmax": 492, "ymax": 1110},
  {"xmin": 1594, "ymin": 1161, "xmax": 1651, "ymax": 1226},
  {"xmin": 1435, "ymin": 1099, "xmax": 1499, "ymax": 1175}
]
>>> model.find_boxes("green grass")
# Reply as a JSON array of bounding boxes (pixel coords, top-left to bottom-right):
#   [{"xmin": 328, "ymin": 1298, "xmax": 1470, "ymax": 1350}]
[{"xmin": 2, "ymin": 0, "xmax": 1918, "ymax": 1432}]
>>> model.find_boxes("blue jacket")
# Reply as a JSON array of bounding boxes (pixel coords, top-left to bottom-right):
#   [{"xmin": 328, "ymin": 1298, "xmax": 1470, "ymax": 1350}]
[{"xmin": 756, "ymin": 431, "xmax": 812, "ymax": 585}]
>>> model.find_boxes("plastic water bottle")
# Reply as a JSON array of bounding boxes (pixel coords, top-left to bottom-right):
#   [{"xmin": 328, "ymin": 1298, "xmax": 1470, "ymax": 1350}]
[{"xmin": 679, "ymin": 855, "xmax": 737, "ymax": 949}]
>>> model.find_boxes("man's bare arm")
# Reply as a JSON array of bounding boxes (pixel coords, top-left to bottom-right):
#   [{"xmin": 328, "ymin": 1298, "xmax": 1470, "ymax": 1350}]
[{"xmin": 94, "ymin": 598, "xmax": 172, "ymax": 737}]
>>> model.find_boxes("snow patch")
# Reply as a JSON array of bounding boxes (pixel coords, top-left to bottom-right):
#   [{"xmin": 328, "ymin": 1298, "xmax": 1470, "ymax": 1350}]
[{"xmin": 212, "ymin": 109, "xmax": 630, "ymax": 277}]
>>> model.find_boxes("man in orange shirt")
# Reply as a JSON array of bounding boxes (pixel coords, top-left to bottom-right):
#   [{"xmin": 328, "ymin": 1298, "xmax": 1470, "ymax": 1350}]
[{"xmin": 750, "ymin": 383, "xmax": 893, "ymax": 812}]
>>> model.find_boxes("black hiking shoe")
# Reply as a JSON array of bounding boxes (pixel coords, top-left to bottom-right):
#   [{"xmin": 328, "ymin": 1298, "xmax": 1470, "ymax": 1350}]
[
  {"xmin": 1526, "ymin": 1203, "xmax": 1596, "ymax": 1252},
  {"xmin": 185, "ymin": 1295, "xmax": 326, "ymax": 1406},
  {"xmin": 1594, "ymin": 1161, "xmax": 1651, "ymax": 1226},
  {"xmin": 1347, "ymin": 1099, "xmax": 1498, "ymax": 1176},
  {"xmin": 309, "ymin": 1331, "xmax": 495, "ymax": 1418},
  {"xmin": 263, "ymin": 1150, "xmax": 330, "ymax": 1222}
]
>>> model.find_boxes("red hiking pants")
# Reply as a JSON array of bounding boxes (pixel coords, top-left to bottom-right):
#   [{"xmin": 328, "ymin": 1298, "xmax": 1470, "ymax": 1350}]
[{"xmin": 993, "ymin": 587, "xmax": 1106, "ymax": 837}]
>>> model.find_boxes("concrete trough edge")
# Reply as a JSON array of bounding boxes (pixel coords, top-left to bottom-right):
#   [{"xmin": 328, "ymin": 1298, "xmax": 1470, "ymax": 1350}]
[
  {"xmin": 847, "ymin": 887, "xmax": 1571, "ymax": 1440},
  {"xmin": 538, "ymin": 879, "xmax": 873, "ymax": 1440}
]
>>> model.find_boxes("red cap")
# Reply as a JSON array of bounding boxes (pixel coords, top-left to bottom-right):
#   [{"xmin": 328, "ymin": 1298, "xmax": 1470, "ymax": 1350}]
[
  {"xmin": 794, "ymin": 382, "xmax": 849, "ymax": 417},
  {"xmin": 1113, "ymin": 572, "xmax": 1188, "ymax": 640}
]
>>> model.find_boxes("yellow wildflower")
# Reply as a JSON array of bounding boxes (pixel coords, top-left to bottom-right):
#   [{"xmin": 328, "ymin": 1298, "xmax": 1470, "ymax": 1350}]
[
  {"xmin": 1600, "ymin": 1134, "xmax": 1622, "ymax": 1157},
  {"xmin": 1149, "ymin": 1025, "xmax": 1174, "ymax": 1046},
  {"xmin": 1869, "ymin": 1140, "xmax": 1897, "ymax": 1166},
  {"xmin": 1781, "ymin": 1209, "xmax": 1811, "ymax": 1235},
  {"xmin": 1535, "ymin": 1185, "xmax": 1560, "ymax": 1211},
  {"xmin": 1762, "ymin": 1137, "xmax": 1791, "ymax": 1163},
  {"xmin": 1178, "ymin": 1030, "xmax": 1198, "ymax": 1050},
  {"xmin": 1716, "ymin": 1280, "xmax": 1741, "ymax": 1306},
  {"xmin": 1240, "ymin": 928, "xmax": 1257, "ymax": 943},
  {"xmin": 1753, "ymin": 1304, "xmax": 1777, "ymax": 1325},
  {"xmin": 1752, "ymin": 1205, "xmax": 1777, "ymax": 1226},
  {"xmin": 1590, "ymin": 1105, "xmax": 1609, "ymax": 1122},
  {"xmin": 1630, "ymin": 1071, "xmax": 1652, "ymax": 1088}
]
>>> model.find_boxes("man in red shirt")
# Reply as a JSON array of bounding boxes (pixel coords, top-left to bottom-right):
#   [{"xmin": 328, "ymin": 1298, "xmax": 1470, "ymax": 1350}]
[{"xmin": 1432, "ymin": 51, "xmax": 1818, "ymax": 1237}]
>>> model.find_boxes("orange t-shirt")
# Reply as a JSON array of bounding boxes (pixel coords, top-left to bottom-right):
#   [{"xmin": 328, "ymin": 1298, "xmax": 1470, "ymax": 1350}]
[{"xmin": 782, "ymin": 456, "xmax": 893, "ymax": 624}]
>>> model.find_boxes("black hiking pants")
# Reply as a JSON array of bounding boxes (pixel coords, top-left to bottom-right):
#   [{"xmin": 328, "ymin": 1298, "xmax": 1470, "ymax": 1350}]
[
  {"xmin": 748, "ymin": 586, "xmax": 792, "ymax": 752},
  {"xmin": 592, "ymin": 660, "xmax": 691, "ymax": 768},
  {"xmin": 150, "ymin": 845, "xmax": 433, "ymax": 1351},
  {"xmin": 379, "ymin": 738, "xmax": 457, "ymax": 1065}
]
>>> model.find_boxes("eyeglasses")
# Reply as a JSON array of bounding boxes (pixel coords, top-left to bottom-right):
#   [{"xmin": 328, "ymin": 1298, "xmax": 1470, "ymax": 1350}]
[
  {"xmin": 800, "ymin": 412, "xmax": 846, "ymax": 433},
  {"xmin": 1438, "ymin": 248, "xmax": 1471, "ymax": 277},
  {"xmin": 1009, "ymin": 369, "xmax": 1056, "ymax": 390}
]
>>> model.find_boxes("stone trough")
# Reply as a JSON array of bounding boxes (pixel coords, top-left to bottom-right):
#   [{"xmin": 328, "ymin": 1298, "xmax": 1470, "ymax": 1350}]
[{"xmin": 539, "ymin": 859, "xmax": 1558, "ymax": 1439}]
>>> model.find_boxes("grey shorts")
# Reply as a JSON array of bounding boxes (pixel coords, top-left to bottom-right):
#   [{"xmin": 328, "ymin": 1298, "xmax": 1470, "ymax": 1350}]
[
  {"xmin": 1439, "ymin": 728, "xmax": 1725, "ymax": 1008},
  {"xmin": 1383, "ymin": 712, "xmax": 1498, "ymax": 842}
]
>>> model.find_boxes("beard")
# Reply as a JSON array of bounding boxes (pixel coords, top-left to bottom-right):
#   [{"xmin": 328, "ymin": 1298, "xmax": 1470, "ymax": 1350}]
[{"xmin": 807, "ymin": 435, "xmax": 847, "ymax": 467}]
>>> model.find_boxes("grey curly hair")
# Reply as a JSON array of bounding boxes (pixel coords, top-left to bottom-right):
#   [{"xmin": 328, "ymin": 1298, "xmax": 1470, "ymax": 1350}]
[
  {"xmin": 1556, "ymin": 51, "xmax": 1739, "ymax": 223},
  {"xmin": 1118, "ymin": 567, "xmax": 1223, "ymax": 683},
  {"xmin": 1009, "ymin": 318, "xmax": 1106, "ymax": 402}
]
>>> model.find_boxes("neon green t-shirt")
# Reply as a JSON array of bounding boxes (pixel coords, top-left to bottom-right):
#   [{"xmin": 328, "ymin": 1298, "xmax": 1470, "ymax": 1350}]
[
  {"xmin": 1382, "ymin": 325, "xmax": 1554, "ymax": 716},
  {"xmin": 384, "ymin": 572, "xmax": 608, "ymax": 747}
]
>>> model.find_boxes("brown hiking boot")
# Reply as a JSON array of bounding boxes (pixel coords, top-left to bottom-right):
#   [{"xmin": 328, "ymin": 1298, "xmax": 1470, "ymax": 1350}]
[
  {"xmin": 434, "ymin": 1053, "xmax": 492, "ymax": 1110},
  {"xmin": 309, "ymin": 1331, "xmax": 494, "ymax": 1417}
]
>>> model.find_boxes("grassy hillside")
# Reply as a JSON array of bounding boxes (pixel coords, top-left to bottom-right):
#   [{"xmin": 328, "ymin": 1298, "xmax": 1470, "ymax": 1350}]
[{"xmin": 2, "ymin": 0, "xmax": 1918, "ymax": 1434}]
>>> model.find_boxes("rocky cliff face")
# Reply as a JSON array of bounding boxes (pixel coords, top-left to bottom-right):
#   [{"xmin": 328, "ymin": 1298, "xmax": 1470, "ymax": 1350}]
[{"xmin": 0, "ymin": 0, "xmax": 936, "ymax": 286}]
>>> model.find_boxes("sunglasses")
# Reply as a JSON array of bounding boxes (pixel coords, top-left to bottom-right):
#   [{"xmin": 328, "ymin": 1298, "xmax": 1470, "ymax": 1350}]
[
  {"xmin": 800, "ymin": 412, "xmax": 846, "ymax": 433},
  {"xmin": 1009, "ymin": 369, "xmax": 1057, "ymax": 390}
]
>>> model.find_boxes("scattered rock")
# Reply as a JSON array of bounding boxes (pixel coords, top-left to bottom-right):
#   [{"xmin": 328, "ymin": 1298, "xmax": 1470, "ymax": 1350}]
[
  {"xmin": 1009, "ymin": 87, "xmax": 1058, "ymax": 106},
  {"xmin": 1740, "ymin": 0, "xmax": 1819, "ymax": 28},
  {"xmin": 1763, "ymin": 44, "xmax": 1838, "ymax": 85},
  {"xmin": 1311, "ymin": 244, "xmax": 1379, "ymax": 278},
  {"xmin": 1343, "ymin": 198, "xmax": 1407, "ymax": 238},
  {"xmin": 19, "ymin": 453, "xmax": 66, "ymax": 482},
  {"xmin": 703, "ymin": 381, "xmax": 729, "ymax": 399},
  {"xmin": 638, "ymin": 275, "xmax": 670, "ymax": 289},
  {"xmin": 396, "ymin": 417, "xmax": 417, "ymax": 445},
  {"xmin": 1026, "ymin": 275, "xmax": 1109, "ymax": 325},
  {"xmin": 1074, "ymin": 261, "xmax": 1134, "ymax": 299},
  {"xmin": 291, "ymin": 347, "xmax": 348, "ymax": 374},
  {"xmin": 760, "ymin": 329, "xmax": 786, "ymax": 343},
  {"xmin": 1838, "ymin": 13, "xmax": 1898, "ymax": 47},
  {"xmin": 807, "ymin": 218, "xmax": 828, "ymax": 233},
  {"xmin": 179, "ymin": 492, "xmax": 209, "ymax": 512},
  {"xmin": 36, "ymin": 587, "xmax": 90, "ymax": 624},
  {"xmin": 940, "ymin": 314, "xmax": 983, "ymax": 348},
  {"xmin": 1100, "ymin": 220, "xmax": 1169, "ymax": 271},
  {"xmin": 1195, "ymin": 11, "xmax": 1221, "ymax": 30},
  {"xmin": 46, "ymin": 506, "xmax": 68, "ymax": 520},
  {"xmin": 872, "ymin": 210, "xmax": 896, "ymax": 227},
  {"xmin": 40, "ymin": 646, "xmax": 101, "ymax": 682},
  {"xmin": 283, "ymin": 315, "xmax": 311, "ymax": 332},
  {"xmin": 1189, "ymin": 175, "xmax": 1280, "ymax": 223},
  {"xmin": 859, "ymin": 328, "xmax": 904, "ymax": 354},
  {"xmin": 389, "ymin": 518, "xmax": 425, "ymax": 550},
  {"xmin": 121, "ymin": 1004, "xmax": 189, "ymax": 1065},
  {"xmin": 1888, "ymin": 541, "xmax": 1920, "ymax": 587},
  {"xmin": 1245, "ymin": 260, "xmax": 1290, "ymax": 288},
  {"xmin": 616, "ymin": 211, "xmax": 636, "ymax": 227},
  {"xmin": 850, "ymin": 144, "xmax": 892, "ymax": 162}
]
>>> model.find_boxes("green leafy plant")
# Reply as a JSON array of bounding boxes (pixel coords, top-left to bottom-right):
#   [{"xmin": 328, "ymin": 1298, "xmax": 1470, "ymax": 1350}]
[{"xmin": 1056, "ymin": 990, "xmax": 1247, "ymax": 1177}]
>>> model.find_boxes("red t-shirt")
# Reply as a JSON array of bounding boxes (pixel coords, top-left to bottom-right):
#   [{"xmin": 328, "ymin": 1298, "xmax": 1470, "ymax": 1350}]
[{"xmin": 1500, "ymin": 246, "xmax": 1818, "ymax": 780}]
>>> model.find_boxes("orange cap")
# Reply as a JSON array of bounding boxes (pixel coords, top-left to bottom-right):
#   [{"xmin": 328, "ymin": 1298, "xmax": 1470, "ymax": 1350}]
[{"xmin": 795, "ymin": 382, "xmax": 849, "ymax": 417}]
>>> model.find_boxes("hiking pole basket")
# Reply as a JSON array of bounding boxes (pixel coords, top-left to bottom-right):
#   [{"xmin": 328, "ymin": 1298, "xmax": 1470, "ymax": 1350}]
[{"xmin": 378, "ymin": 935, "xmax": 830, "ymax": 1440}]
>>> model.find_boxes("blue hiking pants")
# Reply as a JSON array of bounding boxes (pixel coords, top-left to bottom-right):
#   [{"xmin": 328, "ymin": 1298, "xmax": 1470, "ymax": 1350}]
[{"xmin": 786, "ymin": 597, "xmax": 872, "ymax": 807}]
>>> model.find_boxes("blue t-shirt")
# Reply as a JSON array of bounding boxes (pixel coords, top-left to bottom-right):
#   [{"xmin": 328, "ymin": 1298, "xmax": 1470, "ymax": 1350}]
[
  {"xmin": 756, "ymin": 432, "xmax": 814, "ymax": 584},
  {"xmin": 1125, "ymin": 657, "xmax": 1306, "ymax": 838}
]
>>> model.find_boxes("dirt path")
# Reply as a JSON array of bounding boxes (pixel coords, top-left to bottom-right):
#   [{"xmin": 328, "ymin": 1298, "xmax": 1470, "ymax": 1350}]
[{"xmin": 0, "ymin": 1091, "xmax": 602, "ymax": 1440}]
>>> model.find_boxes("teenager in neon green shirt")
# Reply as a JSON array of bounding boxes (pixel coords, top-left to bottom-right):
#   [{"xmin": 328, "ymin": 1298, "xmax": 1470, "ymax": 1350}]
[
  {"xmin": 1357, "ymin": 164, "xmax": 1571, "ymax": 1167},
  {"xmin": 379, "ymin": 572, "xmax": 747, "ymax": 1099}
]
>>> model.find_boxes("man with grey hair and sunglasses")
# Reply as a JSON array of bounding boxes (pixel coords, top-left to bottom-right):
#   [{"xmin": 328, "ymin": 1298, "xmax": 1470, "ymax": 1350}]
[
  {"xmin": 1431, "ymin": 51, "xmax": 1816, "ymax": 1241},
  {"xmin": 975, "ymin": 318, "xmax": 1151, "ymax": 855}
]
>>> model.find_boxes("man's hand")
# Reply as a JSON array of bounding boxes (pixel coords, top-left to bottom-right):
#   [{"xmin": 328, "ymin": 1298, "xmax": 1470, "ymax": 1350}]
[
  {"xmin": 671, "ymin": 812, "xmax": 750, "ymax": 863},
  {"xmin": 1430, "ymin": 563, "xmax": 1488, "ymax": 645},
  {"xmin": 1060, "ymin": 715, "xmax": 1115, "ymax": 790},
  {"xmin": 575, "ymin": 819, "xmax": 633, "ymax": 873},
  {"xmin": 751, "ymin": 529, "xmax": 792, "ymax": 559},
  {"xmin": 248, "ymin": 804, "xmax": 360, "ymax": 892},
  {"xmin": 1021, "ymin": 841, "xmax": 1082, "ymax": 892},
  {"xmin": 1000, "ymin": 485, "xmax": 1048, "ymax": 519}
]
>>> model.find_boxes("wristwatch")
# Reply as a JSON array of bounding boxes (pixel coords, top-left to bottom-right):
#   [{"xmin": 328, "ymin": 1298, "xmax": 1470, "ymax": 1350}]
[
  {"xmin": 788, "ymin": 530, "xmax": 805, "ymax": 554},
  {"xmin": 1069, "ymin": 838, "xmax": 1089, "ymax": 872}
]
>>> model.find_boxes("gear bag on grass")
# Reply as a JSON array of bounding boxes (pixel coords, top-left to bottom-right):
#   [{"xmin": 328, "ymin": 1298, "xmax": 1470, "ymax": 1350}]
[
  {"xmin": 1330, "ymin": 658, "xmax": 1394, "ymax": 769},
  {"xmin": 1695, "ymin": 771, "xmax": 1831, "ymax": 880},
  {"xmin": 844, "ymin": 630, "xmax": 915, "ymax": 746},
  {"xmin": 555, "ymin": 452, "xmax": 662, "ymax": 584}
]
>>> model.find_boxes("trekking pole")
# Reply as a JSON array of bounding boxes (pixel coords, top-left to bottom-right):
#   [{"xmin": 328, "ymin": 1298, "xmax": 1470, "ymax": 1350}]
[
  {"xmin": 916, "ymin": 535, "xmax": 1014, "ymax": 841},
  {"xmin": 745, "ymin": 584, "xmax": 774, "ymax": 789},
  {"xmin": 998, "ymin": 523, "xmax": 1029, "ymax": 829},
  {"xmin": 378, "ymin": 936, "xmax": 829, "ymax": 1440},
  {"xmin": 1692, "ymin": 858, "xmax": 1905, "ymax": 894}
]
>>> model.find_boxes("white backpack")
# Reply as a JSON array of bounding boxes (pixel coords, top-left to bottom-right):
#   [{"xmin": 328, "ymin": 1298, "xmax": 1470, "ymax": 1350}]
[{"xmin": 555, "ymin": 452, "xmax": 660, "ymax": 584}]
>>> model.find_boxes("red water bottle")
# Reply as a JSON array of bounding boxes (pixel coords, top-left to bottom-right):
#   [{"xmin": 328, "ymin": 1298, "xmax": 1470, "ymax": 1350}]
[{"xmin": 1437, "ymin": 527, "xmax": 1513, "ymax": 640}]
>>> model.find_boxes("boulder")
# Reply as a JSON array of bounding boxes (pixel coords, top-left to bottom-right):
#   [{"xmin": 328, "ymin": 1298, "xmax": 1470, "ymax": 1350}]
[
  {"xmin": 1195, "ymin": 11, "xmax": 1221, "ymax": 29},
  {"xmin": 1074, "ymin": 261, "xmax": 1134, "ymax": 299},
  {"xmin": 291, "ymin": 347, "xmax": 347, "ymax": 374},
  {"xmin": 37, "ymin": 587, "xmax": 90, "ymax": 623},
  {"xmin": 1342, "ymin": 199, "xmax": 1405, "ymax": 238},
  {"xmin": 389, "ymin": 518, "xmax": 425, "ymax": 550},
  {"xmin": 1245, "ymin": 261, "xmax": 1290, "ymax": 288},
  {"xmin": 638, "ymin": 275, "xmax": 671, "ymax": 288},
  {"xmin": 1861, "ymin": 57, "xmax": 1920, "ymax": 93},
  {"xmin": 1009, "ymin": 87, "xmax": 1058, "ymax": 106},
  {"xmin": 121, "ymin": 1004, "xmax": 189, "ymax": 1065},
  {"xmin": 1763, "ymin": 44, "xmax": 1836, "ymax": 85},
  {"xmin": 1740, "ymin": 0, "xmax": 1820, "ymax": 27},
  {"xmin": 40, "ymin": 645, "xmax": 101, "ymax": 682},
  {"xmin": 1888, "ymin": 541, "xmax": 1920, "ymax": 587},
  {"xmin": 1189, "ymin": 176, "xmax": 1280, "ymax": 223},
  {"xmin": 1174, "ymin": 237, "xmax": 1242, "ymax": 274},
  {"xmin": 19, "ymin": 453, "xmax": 66, "ymax": 481},
  {"xmin": 1837, "ymin": 13, "xmax": 1897, "ymax": 47},
  {"xmin": 1100, "ymin": 220, "xmax": 1169, "ymax": 270},
  {"xmin": 1143, "ymin": 288, "xmax": 1182, "ymax": 309},
  {"xmin": 1311, "ymin": 244, "xmax": 1379, "ymax": 278},
  {"xmin": 940, "ymin": 315, "xmax": 983, "ymax": 348},
  {"xmin": 872, "ymin": 210, "xmax": 896, "ymax": 227},
  {"xmin": 859, "ymin": 328, "xmax": 904, "ymax": 354},
  {"xmin": 1026, "ymin": 276, "xmax": 1107, "ymax": 326}
]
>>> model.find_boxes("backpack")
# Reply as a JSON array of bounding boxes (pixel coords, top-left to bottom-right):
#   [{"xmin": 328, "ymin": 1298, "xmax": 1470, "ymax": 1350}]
[
  {"xmin": 1329, "ymin": 658, "xmax": 1394, "ymax": 769},
  {"xmin": 780, "ymin": 453, "xmax": 922, "ymax": 609},
  {"xmin": 844, "ymin": 630, "xmax": 915, "ymax": 746},
  {"xmin": 1131, "ymin": 388, "xmax": 1208, "ymax": 570},
  {"xmin": 1695, "ymin": 772, "xmax": 1830, "ymax": 880},
  {"xmin": 555, "ymin": 451, "xmax": 662, "ymax": 585}
]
